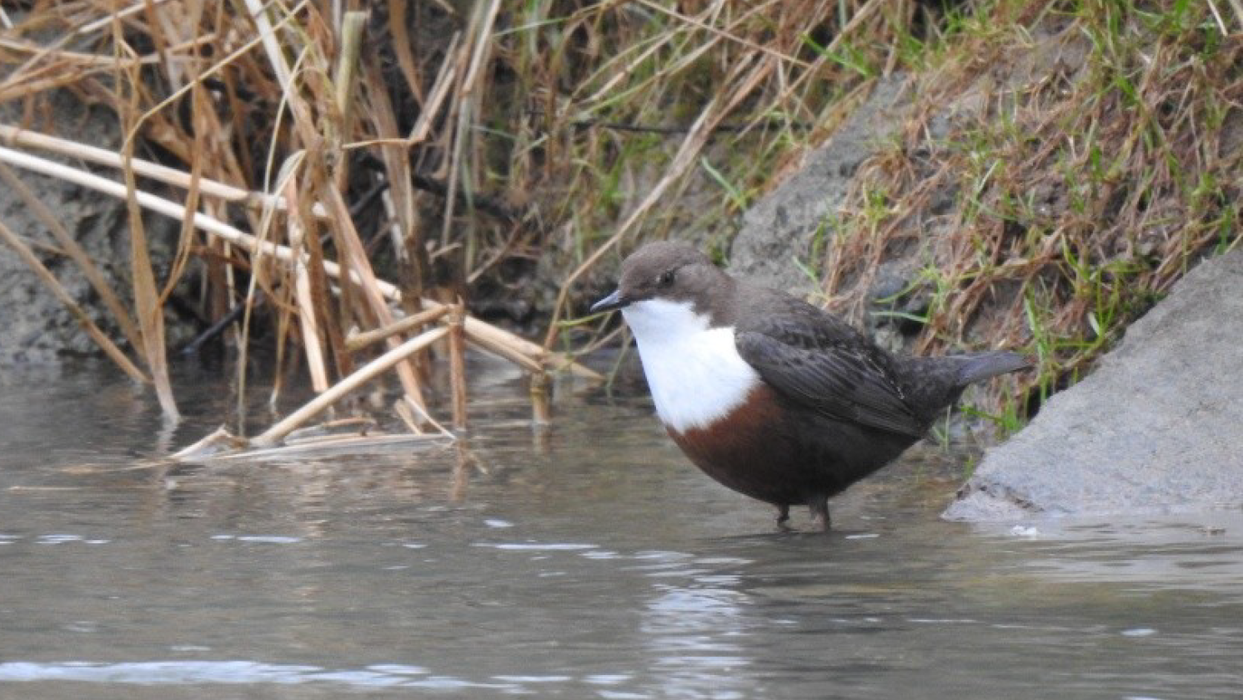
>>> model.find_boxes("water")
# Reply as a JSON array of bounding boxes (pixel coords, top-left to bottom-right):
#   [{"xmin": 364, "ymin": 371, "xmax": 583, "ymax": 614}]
[{"xmin": 1, "ymin": 360, "xmax": 1241, "ymax": 699}]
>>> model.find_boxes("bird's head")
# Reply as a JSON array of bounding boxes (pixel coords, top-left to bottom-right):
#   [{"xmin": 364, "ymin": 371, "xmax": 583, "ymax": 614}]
[{"xmin": 590, "ymin": 242, "xmax": 727, "ymax": 316}]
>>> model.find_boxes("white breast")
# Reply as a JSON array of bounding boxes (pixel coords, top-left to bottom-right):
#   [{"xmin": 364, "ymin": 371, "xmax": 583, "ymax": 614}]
[{"xmin": 621, "ymin": 298, "xmax": 761, "ymax": 433}]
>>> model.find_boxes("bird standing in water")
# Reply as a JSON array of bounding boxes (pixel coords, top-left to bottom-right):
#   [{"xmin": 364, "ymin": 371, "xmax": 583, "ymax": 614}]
[{"xmin": 591, "ymin": 242, "xmax": 1029, "ymax": 531}]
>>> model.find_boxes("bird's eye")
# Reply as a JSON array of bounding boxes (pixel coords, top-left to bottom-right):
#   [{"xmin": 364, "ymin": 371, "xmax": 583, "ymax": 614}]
[{"xmin": 657, "ymin": 270, "xmax": 675, "ymax": 287}]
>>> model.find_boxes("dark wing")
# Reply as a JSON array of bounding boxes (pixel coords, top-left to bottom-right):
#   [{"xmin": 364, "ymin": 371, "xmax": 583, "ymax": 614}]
[{"xmin": 734, "ymin": 299, "xmax": 924, "ymax": 437}]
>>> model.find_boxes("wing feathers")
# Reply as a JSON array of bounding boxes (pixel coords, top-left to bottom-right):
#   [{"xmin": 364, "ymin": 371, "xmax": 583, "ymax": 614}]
[{"xmin": 734, "ymin": 312, "xmax": 925, "ymax": 437}]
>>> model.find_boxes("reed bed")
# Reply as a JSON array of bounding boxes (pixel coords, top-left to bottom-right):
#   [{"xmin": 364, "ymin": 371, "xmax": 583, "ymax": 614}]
[
  {"xmin": 1, "ymin": 1, "xmax": 617, "ymax": 453},
  {"xmin": 0, "ymin": 0, "xmax": 916, "ymax": 453}
]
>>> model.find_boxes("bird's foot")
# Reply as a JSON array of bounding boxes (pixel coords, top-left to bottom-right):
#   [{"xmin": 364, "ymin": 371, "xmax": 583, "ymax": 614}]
[
  {"xmin": 775, "ymin": 504, "xmax": 793, "ymax": 532},
  {"xmin": 809, "ymin": 498, "xmax": 831, "ymax": 532}
]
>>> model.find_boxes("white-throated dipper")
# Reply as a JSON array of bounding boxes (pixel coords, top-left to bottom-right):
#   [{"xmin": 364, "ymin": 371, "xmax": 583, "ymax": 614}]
[{"xmin": 591, "ymin": 241, "xmax": 1030, "ymax": 531}]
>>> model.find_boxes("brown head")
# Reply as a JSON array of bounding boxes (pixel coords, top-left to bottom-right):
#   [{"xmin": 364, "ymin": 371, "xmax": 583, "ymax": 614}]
[{"xmin": 590, "ymin": 242, "xmax": 734, "ymax": 323}]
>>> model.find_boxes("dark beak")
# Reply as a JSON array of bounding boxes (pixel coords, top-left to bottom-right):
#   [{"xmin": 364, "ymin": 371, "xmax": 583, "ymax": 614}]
[{"xmin": 590, "ymin": 289, "xmax": 629, "ymax": 313}]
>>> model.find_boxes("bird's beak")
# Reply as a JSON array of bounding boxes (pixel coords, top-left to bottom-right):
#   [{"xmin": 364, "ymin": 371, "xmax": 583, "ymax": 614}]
[{"xmin": 590, "ymin": 289, "xmax": 629, "ymax": 313}]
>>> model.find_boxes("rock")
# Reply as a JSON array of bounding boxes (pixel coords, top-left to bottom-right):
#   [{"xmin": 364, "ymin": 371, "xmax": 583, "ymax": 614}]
[
  {"xmin": 728, "ymin": 76, "xmax": 910, "ymax": 295},
  {"xmin": 865, "ymin": 258, "xmax": 929, "ymax": 335},
  {"xmin": 945, "ymin": 246, "xmax": 1243, "ymax": 521}
]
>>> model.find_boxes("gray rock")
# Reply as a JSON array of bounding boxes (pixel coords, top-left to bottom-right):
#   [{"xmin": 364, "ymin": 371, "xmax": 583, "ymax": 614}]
[
  {"xmin": 729, "ymin": 76, "xmax": 910, "ymax": 295},
  {"xmin": 945, "ymin": 245, "xmax": 1243, "ymax": 521}
]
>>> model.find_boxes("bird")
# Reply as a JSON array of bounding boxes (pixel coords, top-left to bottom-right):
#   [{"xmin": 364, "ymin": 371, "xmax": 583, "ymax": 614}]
[{"xmin": 590, "ymin": 241, "xmax": 1029, "ymax": 531}]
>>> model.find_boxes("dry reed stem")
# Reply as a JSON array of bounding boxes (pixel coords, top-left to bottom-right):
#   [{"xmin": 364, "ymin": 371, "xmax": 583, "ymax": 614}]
[
  {"xmin": 0, "ymin": 37, "xmax": 162, "ymax": 68},
  {"xmin": 252, "ymin": 325, "xmax": 450, "ymax": 447},
  {"xmin": 284, "ymin": 174, "xmax": 330, "ymax": 393},
  {"xmin": 346, "ymin": 306, "xmax": 449, "ymax": 353},
  {"xmin": 438, "ymin": 0, "xmax": 502, "ymax": 257},
  {"xmin": 392, "ymin": 398, "xmax": 422, "ymax": 435},
  {"xmin": 169, "ymin": 426, "xmax": 245, "ymax": 461},
  {"xmin": 114, "ymin": 30, "xmax": 179, "ymax": 421},
  {"xmin": 238, "ymin": 433, "xmax": 453, "ymax": 459},
  {"xmin": 384, "ymin": 0, "xmax": 421, "ymax": 102},
  {"xmin": 359, "ymin": 59, "xmax": 416, "ymax": 271},
  {"xmin": 284, "ymin": 417, "xmax": 379, "ymax": 444},
  {"xmin": 331, "ymin": 11, "xmax": 368, "ymax": 192},
  {"xmin": 119, "ymin": 0, "xmax": 312, "ymax": 157},
  {"xmin": 448, "ymin": 302, "xmax": 468, "ymax": 430},
  {"xmin": 1229, "ymin": 0, "xmax": 1243, "ymax": 30},
  {"xmin": 240, "ymin": 0, "xmax": 294, "ymax": 95},
  {"xmin": 332, "ymin": 11, "xmax": 367, "ymax": 130},
  {"xmin": 529, "ymin": 371, "xmax": 551, "ymax": 426},
  {"xmin": 77, "ymin": 0, "xmax": 175, "ymax": 35},
  {"xmin": 346, "ymin": 31, "xmax": 460, "ymax": 151},
  {"xmin": 323, "ymin": 185, "xmax": 430, "ymax": 412},
  {"xmin": 0, "ymin": 144, "xmax": 598, "ymax": 382},
  {"xmin": 461, "ymin": 324, "xmax": 544, "ymax": 374},
  {"xmin": 159, "ymin": 73, "xmax": 207, "ymax": 308},
  {"xmin": 242, "ymin": 0, "xmax": 433, "ymax": 414},
  {"xmin": 173, "ymin": 428, "xmax": 448, "ymax": 463},
  {"xmin": 0, "ymin": 125, "xmax": 330, "ymax": 219}
]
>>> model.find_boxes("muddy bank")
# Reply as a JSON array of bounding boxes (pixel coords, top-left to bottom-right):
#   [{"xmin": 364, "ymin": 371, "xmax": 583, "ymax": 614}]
[{"xmin": 0, "ymin": 94, "xmax": 195, "ymax": 368}]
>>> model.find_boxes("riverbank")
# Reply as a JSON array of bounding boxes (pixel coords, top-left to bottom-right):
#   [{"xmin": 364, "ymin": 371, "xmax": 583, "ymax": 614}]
[{"xmin": 2, "ymin": 2, "xmax": 1238, "ymax": 444}]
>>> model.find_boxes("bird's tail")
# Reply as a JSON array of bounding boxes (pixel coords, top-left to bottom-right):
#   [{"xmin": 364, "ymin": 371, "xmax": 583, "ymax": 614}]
[
  {"xmin": 896, "ymin": 351, "xmax": 1031, "ymax": 427},
  {"xmin": 956, "ymin": 352, "xmax": 1032, "ymax": 387}
]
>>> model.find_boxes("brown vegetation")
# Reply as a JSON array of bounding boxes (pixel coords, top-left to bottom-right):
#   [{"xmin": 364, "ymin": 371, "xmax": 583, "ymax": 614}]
[
  {"xmin": 820, "ymin": 2, "xmax": 1242, "ymax": 422},
  {"xmin": 0, "ymin": 1, "xmax": 1239, "ymax": 447}
]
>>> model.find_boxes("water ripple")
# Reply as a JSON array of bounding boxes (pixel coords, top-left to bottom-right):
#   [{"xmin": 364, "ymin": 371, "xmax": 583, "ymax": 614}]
[
  {"xmin": 473, "ymin": 542, "xmax": 597, "ymax": 552},
  {"xmin": 0, "ymin": 661, "xmax": 519, "ymax": 690}
]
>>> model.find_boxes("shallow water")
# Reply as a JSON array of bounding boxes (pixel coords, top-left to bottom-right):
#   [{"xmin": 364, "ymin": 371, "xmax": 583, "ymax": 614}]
[{"xmin": 1, "ymin": 360, "xmax": 1241, "ymax": 699}]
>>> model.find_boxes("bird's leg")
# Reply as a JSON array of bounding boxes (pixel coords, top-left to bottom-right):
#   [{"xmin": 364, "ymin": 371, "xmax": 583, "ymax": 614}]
[
  {"xmin": 775, "ymin": 504, "xmax": 792, "ymax": 531},
  {"xmin": 808, "ymin": 496, "xmax": 831, "ymax": 532}
]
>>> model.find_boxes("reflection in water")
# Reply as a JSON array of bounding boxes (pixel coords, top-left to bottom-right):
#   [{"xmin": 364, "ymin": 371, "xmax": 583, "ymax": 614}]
[
  {"xmin": 641, "ymin": 557, "xmax": 754, "ymax": 700},
  {"xmin": 0, "ymin": 361, "xmax": 1242, "ymax": 698},
  {"xmin": 0, "ymin": 660, "xmax": 537, "ymax": 691}
]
